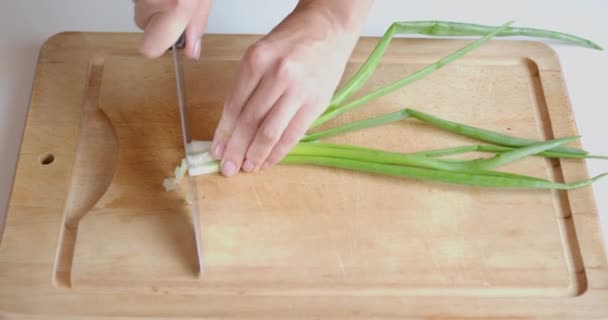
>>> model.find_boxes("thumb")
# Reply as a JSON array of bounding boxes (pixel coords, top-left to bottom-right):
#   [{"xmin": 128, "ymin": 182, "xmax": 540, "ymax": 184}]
[
  {"xmin": 138, "ymin": 2, "xmax": 197, "ymax": 58},
  {"xmin": 183, "ymin": 0, "xmax": 212, "ymax": 60}
]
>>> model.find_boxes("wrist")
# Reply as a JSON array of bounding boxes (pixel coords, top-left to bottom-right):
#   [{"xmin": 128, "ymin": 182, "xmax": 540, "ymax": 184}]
[{"xmin": 295, "ymin": 0, "xmax": 373, "ymax": 36}]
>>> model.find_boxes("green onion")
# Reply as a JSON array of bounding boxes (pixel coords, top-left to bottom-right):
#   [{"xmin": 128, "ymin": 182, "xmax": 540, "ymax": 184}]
[
  {"xmin": 464, "ymin": 136, "xmax": 579, "ymax": 170},
  {"xmin": 165, "ymin": 20, "xmax": 606, "ymax": 192},
  {"xmin": 302, "ymin": 109, "xmax": 410, "ymax": 142},
  {"xmin": 307, "ymin": 107, "xmax": 603, "ymax": 159},
  {"xmin": 292, "ymin": 137, "xmax": 582, "ymax": 173},
  {"xmin": 291, "ymin": 142, "xmax": 459, "ymax": 171},
  {"xmin": 404, "ymin": 108, "xmax": 587, "ymax": 155},
  {"xmin": 311, "ymin": 21, "xmax": 515, "ymax": 128},
  {"xmin": 329, "ymin": 21, "xmax": 602, "ymax": 111},
  {"xmin": 413, "ymin": 145, "xmax": 595, "ymax": 159},
  {"xmin": 280, "ymin": 155, "xmax": 608, "ymax": 190}
]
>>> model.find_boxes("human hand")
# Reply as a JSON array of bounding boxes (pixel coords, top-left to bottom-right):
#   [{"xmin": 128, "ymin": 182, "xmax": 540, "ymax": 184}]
[
  {"xmin": 211, "ymin": 0, "xmax": 372, "ymax": 176},
  {"xmin": 133, "ymin": 0, "xmax": 212, "ymax": 59}
]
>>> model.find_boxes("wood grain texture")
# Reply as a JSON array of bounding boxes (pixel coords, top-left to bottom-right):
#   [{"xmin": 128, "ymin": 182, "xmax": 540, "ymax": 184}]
[{"xmin": 0, "ymin": 32, "xmax": 607, "ymax": 319}]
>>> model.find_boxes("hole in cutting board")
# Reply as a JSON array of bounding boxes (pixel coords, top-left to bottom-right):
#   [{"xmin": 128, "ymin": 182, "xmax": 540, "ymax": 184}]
[{"xmin": 40, "ymin": 153, "xmax": 55, "ymax": 165}]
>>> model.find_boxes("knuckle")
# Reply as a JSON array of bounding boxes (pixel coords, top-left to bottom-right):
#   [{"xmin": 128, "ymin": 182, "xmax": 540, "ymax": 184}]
[
  {"xmin": 245, "ymin": 147, "xmax": 265, "ymax": 165},
  {"xmin": 265, "ymin": 154, "xmax": 280, "ymax": 166},
  {"xmin": 166, "ymin": 0, "xmax": 181, "ymax": 10},
  {"xmin": 245, "ymin": 40, "xmax": 272, "ymax": 69},
  {"xmin": 237, "ymin": 111, "xmax": 261, "ymax": 130},
  {"xmin": 275, "ymin": 56, "xmax": 300, "ymax": 81},
  {"xmin": 280, "ymin": 131, "xmax": 301, "ymax": 148},
  {"xmin": 267, "ymin": 147, "xmax": 288, "ymax": 165},
  {"xmin": 259, "ymin": 124, "xmax": 281, "ymax": 143},
  {"xmin": 168, "ymin": 0, "xmax": 194, "ymax": 10},
  {"xmin": 223, "ymin": 101, "xmax": 239, "ymax": 117},
  {"xmin": 244, "ymin": 149, "xmax": 260, "ymax": 162},
  {"xmin": 307, "ymin": 95, "xmax": 323, "ymax": 108},
  {"xmin": 134, "ymin": 15, "xmax": 147, "ymax": 30},
  {"xmin": 213, "ymin": 119, "xmax": 231, "ymax": 138}
]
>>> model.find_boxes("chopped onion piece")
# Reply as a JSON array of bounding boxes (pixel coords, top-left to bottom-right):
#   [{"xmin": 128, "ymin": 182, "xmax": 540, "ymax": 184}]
[
  {"xmin": 187, "ymin": 140, "xmax": 212, "ymax": 155},
  {"xmin": 189, "ymin": 162, "xmax": 220, "ymax": 176},
  {"xmin": 163, "ymin": 158, "xmax": 189, "ymax": 191},
  {"xmin": 162, "ymin": 178, "xmax": 177, "ymax": 191},
  {"xmin": 187, "ymin": 151, "xmax": 216, "ymax": 166},
  {"xmin": 175, "ymin": 158, "xmax": 188, "ymax": 181}
]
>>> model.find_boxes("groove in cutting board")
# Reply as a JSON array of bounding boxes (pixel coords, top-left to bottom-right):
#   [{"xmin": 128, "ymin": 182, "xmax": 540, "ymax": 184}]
[
  {"xmin": 59, "ymin": 55, "xmax": 583, "ymax": 297},
  {"xmin": 53, "ymin": 58, "xmax": 119, "ymax": 287},
  {"xmin": 527, "ymin": 59, "xmax": 587, "ymax": 295}
]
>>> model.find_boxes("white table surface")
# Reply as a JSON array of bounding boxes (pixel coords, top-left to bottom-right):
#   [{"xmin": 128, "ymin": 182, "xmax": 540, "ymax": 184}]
[{"xmin": 1, "ymin": 1, "xmax": 607, "ymax": 246}]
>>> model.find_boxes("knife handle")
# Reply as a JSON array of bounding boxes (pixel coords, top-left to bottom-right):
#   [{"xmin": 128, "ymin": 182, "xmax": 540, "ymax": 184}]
[
  {"xmin": 175, "ymin": 33, "xmax": 186, "ymax": 49},
  {"xmin": 170, "ymin": 33, "xmax": 186, "ymax": 50}
]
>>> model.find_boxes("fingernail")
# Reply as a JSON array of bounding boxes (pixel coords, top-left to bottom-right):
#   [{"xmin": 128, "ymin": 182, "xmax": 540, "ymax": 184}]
[
  {"xmin": 242, "ymin": 159, "xmax": 255, "ymax": 173},
  {"xmin": 213, "ymin": 143, "xmax": 226, "ymax": 159},
  {"xmin": 221, "ymin": 160, "xmax": 237, "ymax": 177},
  {"xmin": 193, "ymin": 39, "xmax": 201, "ymax": 60}
]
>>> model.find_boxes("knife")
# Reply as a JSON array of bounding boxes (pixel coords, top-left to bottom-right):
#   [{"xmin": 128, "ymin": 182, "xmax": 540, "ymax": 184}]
[{"xmin": 171, "ymin": 34, "xmax": 204, "ymax": 277}]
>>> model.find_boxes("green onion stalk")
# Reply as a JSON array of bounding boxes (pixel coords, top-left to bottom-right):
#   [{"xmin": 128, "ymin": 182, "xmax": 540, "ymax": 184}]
[{"xmin": 164, "ymin": 20, "xmax": 607, "ymax": 191}]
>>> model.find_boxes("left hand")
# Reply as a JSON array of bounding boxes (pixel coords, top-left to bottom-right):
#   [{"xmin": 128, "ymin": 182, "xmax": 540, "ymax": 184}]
[
  {"xmin": 133, "ymin": 0, "xmax": 213, "ymax": 60},
  {"xmin": 210, "ymin": 1, "xmax": 370, "ymax": 176}
]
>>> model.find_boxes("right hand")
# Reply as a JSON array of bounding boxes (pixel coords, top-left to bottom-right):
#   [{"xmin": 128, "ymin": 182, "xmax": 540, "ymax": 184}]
[{"xmin": 133, "ymin": 0, "xmax": 213, "ymax": 60}]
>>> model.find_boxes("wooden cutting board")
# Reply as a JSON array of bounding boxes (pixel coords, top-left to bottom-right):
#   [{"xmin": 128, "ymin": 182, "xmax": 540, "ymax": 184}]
[{"xmin": 1, "ymin": 32, "xmax": 607, "ymax": 319}]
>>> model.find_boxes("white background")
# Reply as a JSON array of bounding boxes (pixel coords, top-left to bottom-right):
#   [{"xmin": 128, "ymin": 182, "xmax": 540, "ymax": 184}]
[{"xmin": 1, "ymin": 1, "xmax": 607, "ymax": 245}]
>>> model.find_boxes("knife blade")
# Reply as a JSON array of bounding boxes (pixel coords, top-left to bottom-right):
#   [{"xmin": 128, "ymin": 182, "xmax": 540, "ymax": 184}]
[{"xmin": 171, "ymin": 37, "xmax": 204, "ymax": 277}]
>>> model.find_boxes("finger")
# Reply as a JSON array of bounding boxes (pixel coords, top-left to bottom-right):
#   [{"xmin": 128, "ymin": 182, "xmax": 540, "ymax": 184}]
[
  {"xmin": 242, "ymin": 92, "xmax": 302, "ymax": 172},
  {"xmin": 262, "ymin": 103, "xmax": 324, "ymax": 169},
  {"xmin": 211, "ymin": 42, "xmax": 272, "ymax": 159},
  {"xmin": 138, "ymin": 0, "xmax": 198, "ymax": 58},
  {"xmin": 183, "ymin": 0, "xmax": 212, "ymax": 59},
  {"xmin": 134, "ymin": 0, "xmax": 174, "ymax": 30},
  {"xmin": 218, "ymin": 75, "xmax": 286, "ymax": 176}
]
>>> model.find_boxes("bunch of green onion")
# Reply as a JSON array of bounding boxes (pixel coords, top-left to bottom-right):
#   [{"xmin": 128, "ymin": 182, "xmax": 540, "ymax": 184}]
[{"xmin": 164, "ymin": 20, "xmax": 607, "ymax": 191}]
